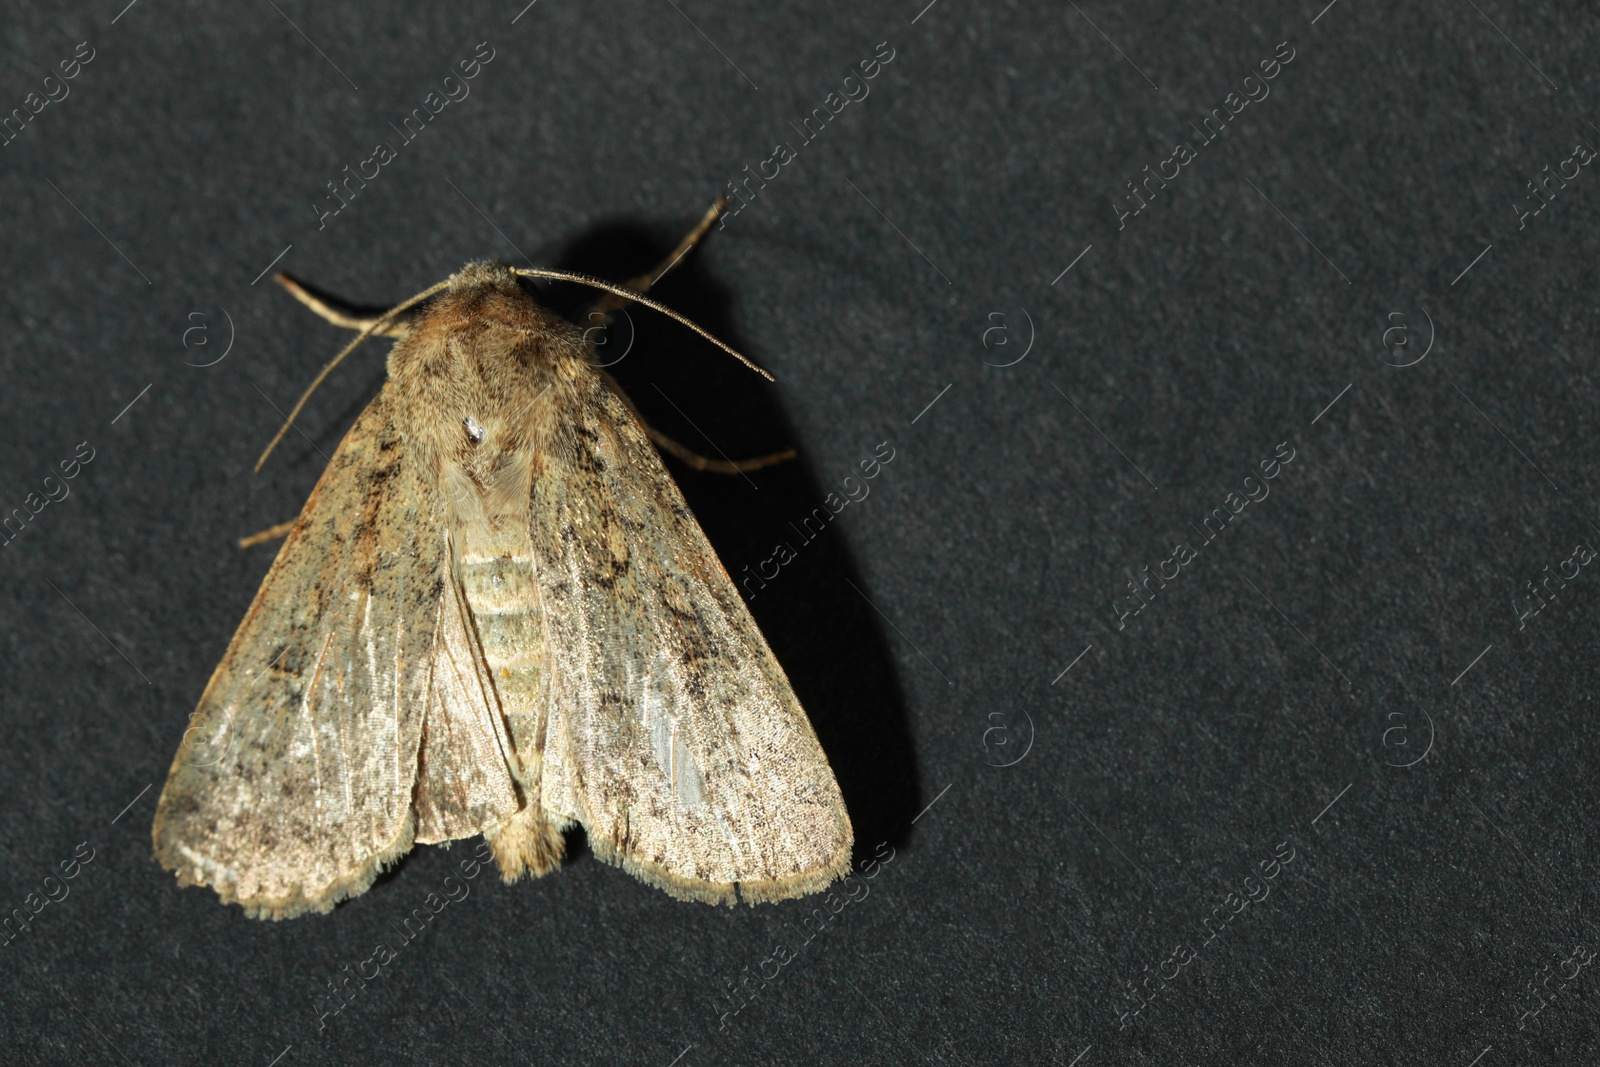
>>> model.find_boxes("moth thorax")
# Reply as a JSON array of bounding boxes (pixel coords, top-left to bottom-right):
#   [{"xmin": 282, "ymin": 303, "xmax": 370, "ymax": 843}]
[{"xmin": 441, "ymin": 443, "xmax": 534, "ymax": 531}]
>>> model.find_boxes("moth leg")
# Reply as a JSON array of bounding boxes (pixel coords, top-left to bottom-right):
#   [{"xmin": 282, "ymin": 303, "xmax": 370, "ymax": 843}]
[
  {"xmin": 598, "ymin": 368, "xmax": 796, "ymax": 475},
  {"xmin": 584, "ymin": 199, "xmax": 792, "ymax": 475},
  {"xmin": 237, "ymin": 517, "xmax": 299, "ymax": 550},
  {"xmin": 582, "ymin": 197, "xmax": 728, "ymax": 329},
  {"xmin": 275, "ymin": 273, "xmax": 412, "ymax": 337},
  {"xmin": 645, "ymin": 428, "xmax": 796, "ymax": 474}
]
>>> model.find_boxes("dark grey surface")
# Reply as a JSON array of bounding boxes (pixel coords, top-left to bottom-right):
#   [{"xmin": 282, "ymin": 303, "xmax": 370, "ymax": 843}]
[{"xmin": 2, "ymin": 0, "xmax": 1598, "ymax": 1063}]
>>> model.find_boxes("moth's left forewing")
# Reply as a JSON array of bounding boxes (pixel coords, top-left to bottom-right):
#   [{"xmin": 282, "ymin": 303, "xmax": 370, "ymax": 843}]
[
  {"xmin": 531, "ymin": 365, "xmax": 852, "ymax": 904},
  {"xmin": 153, "ymin": 387, "xmax": 446, "ymax": 919}
]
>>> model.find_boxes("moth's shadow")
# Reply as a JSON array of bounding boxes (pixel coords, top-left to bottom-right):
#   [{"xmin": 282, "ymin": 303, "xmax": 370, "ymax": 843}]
[{"xmin": 542, "ymin": 217, "xmax": 922, "ymax": 865}]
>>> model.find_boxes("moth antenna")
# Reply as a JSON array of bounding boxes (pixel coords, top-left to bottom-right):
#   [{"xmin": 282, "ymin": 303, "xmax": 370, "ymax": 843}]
[
  {"xmin": 254, "ymin": 279, "xmax": 452, "ymax": 473},
  {"xmin": 511, "ymin": 267, "xmax": 773, "ymax": 381}
]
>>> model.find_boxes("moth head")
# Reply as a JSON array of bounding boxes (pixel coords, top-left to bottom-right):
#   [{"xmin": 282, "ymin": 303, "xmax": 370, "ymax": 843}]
[
  {"xmin": 445, "ymin": 259, "xmax": 523, "ymax": 293},
  {"xmin": 254, "ymin": 260, "xmax": 593, "ymax": 475}
]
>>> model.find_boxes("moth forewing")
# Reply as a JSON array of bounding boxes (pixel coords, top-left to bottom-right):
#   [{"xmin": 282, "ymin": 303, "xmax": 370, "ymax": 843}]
[
  {"xmin": 155, "ymin": 258, "xmax": 851, "ymax": 918},
  {"xmin": 152, "ymin": 389, "xmax": 448, "ymax": 919},
  {"xmin": 523, "ymin": 334, "xmax": 853, "ymax": 904}
]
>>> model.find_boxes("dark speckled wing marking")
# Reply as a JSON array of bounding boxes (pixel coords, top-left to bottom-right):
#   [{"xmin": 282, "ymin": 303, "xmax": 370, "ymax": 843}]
[
  {"xmin": 153, "ymin": 385, "xmax": 453, "ymax": 919},
  {"xmin": 529, "ymin": 369, "xmax": 853, "ymax": 905}
]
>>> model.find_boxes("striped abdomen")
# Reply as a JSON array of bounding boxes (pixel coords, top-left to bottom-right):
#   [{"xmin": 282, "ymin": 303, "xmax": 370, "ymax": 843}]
[{"xmin": 454, "ymin": 520, "xmax": 544, "ymax": 775}]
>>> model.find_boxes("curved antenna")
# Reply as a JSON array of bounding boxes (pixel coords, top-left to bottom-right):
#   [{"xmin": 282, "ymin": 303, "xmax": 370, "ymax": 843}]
[
  {"xmin": 511, "ymin": 267, "xmax": 772, "ymax": 381},
  {"xmin": 254, "ymin": 279, "xmax": 451, "ymax": 472}
]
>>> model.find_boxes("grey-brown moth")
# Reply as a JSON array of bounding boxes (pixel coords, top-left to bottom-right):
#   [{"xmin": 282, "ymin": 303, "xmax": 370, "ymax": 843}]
[{"xmin": 152, "ymin": 200, "xmax": 853, "ymax": 919}]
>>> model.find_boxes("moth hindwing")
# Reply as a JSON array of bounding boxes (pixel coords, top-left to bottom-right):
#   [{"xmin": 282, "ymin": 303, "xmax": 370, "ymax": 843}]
[{"xmin": 153, "ymin": 257, "xmax": 852, "ymax": 918}]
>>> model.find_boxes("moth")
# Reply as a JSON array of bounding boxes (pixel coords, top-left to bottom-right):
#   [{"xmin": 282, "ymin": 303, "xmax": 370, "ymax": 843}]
[{"xmin": 152, "ymin": 200, "xmax": 852, "ymax": 919}]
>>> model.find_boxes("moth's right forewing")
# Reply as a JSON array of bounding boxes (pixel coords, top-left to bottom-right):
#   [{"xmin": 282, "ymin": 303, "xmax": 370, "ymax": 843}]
[
  {"xmin": 153, "ymin": 386, "xmax": 448, "ymax": 919},
  {"xmin": 530, "ymin": 367, "xmax": 853, "ymax": 905}
]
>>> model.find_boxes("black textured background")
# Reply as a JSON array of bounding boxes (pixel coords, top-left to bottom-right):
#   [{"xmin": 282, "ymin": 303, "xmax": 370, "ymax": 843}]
[{"xmin": 2, "ymin": 1, "xmax": 1599, "ymax": 1064}]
